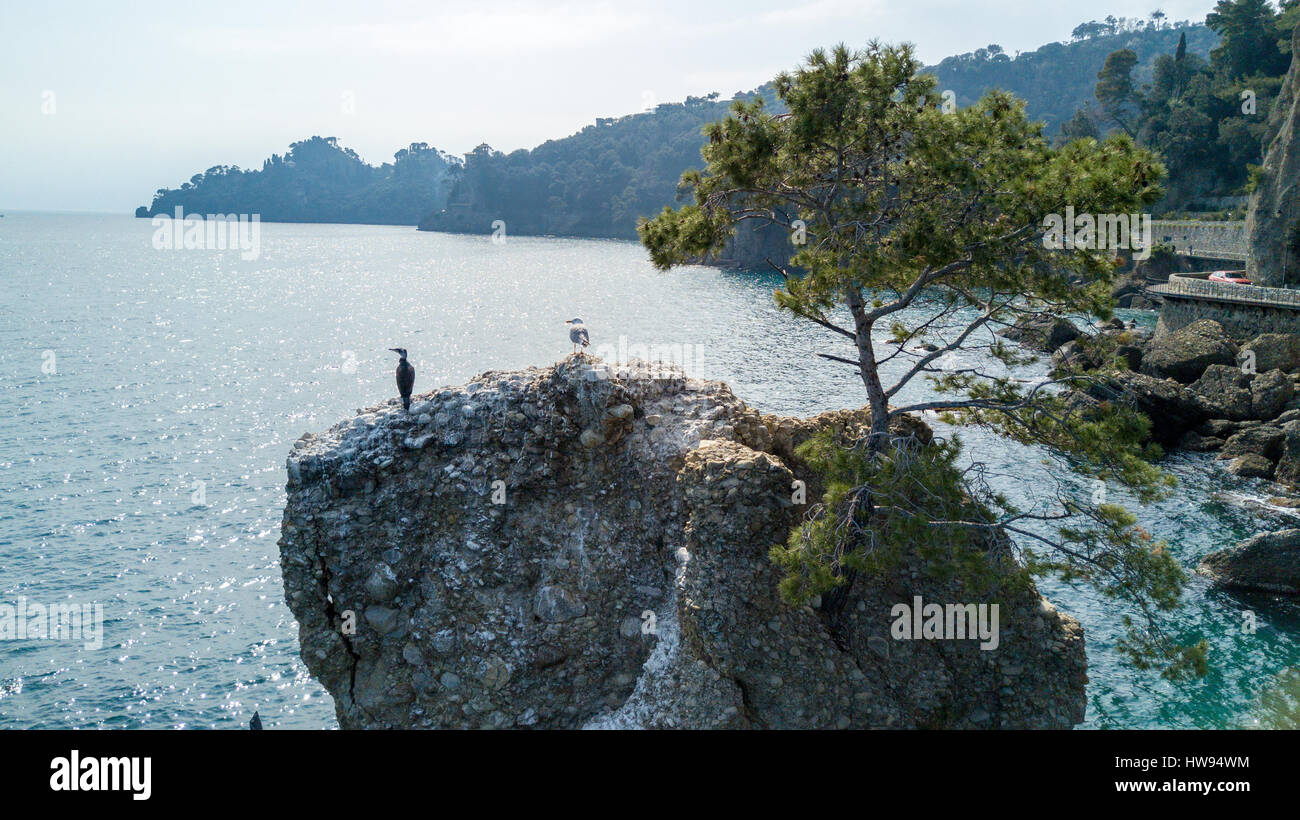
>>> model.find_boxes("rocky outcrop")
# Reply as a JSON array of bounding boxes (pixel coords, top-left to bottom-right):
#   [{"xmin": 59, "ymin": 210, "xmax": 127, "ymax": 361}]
[
  {"xmin": 996, "ymin": 315, "xmax": 1081, "ymax": 353},
  {"xmin": 1199, "ymin": 529, "xmax": 1300, "ymax": 595},
  {"xmin": 1245, "ymin": 24, "xmax": 1300, "ymax": 288},
  {"xmin": 1191, "ymin": 365, "xmax": 1255, "ymax": 420},
  {"xmin": 1242, "ymin": 334, "xmax": 1300, "ymax": 374},
  {"xmin": 1253, "ymin": 369, "xmax": 1295, "ymax": 419},
  {"xmin": 1275, "ymin": 422, "xmax": 1300, "ymax": 486},
  {"xmin": 1219, "ymin": 425, "xmax": 1285, "ymax": 461},
  {"xmin": 278, "ymin": 356, "xmax": 1087, "ymax": 729},
  {"xmin": 1085, "ymin": 371, "xmax": 1206, "ymax": 447},
  {"xmin": 1141, "ymin": 320, "xmax": 1238, "ymax": 383}
]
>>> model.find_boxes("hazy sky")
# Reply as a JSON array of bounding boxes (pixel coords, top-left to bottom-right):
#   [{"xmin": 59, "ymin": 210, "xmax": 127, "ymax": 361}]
[{"xmin": 0, "ymin": 0, "xmax": 1219, "ymax": 212}]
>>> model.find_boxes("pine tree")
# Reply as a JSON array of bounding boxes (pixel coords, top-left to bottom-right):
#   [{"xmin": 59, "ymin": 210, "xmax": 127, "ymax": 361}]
[{"xmin": 640, "ymin": 42, "xmax": 1204, "ymax": 677}]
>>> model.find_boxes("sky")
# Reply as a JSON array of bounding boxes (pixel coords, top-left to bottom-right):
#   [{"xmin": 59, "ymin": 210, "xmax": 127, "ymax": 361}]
[{"xmin": 0, "ymin": 0, "xmax": 1220, "ymax": 212}]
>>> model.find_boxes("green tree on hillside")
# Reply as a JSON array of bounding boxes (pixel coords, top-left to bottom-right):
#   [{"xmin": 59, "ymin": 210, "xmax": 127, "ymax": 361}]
[
  {"xmin": 1207, "ymin": 0, "xmax": 1289, "ymax": 79},
  {"xmin": 640, "ymin": 42, "xmax": 1203, "ymax": 676},
  {"xmin": 1078, "ymin": 0, "xmax": 1296, "ymax": 211},
  {"xmin": 1096, "ymin": 49, "xmax": 1141, "ymax": 135}
]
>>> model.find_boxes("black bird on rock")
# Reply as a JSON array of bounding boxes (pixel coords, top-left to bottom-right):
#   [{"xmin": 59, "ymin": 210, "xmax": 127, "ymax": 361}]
[{"xmin": 390, "ymin": 348, "xmax": 415, "ymax": 411}]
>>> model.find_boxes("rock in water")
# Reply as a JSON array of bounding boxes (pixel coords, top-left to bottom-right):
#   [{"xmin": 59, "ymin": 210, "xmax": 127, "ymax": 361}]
[
  {"xmin": 996, "ymin": 315, "xmax": 1080, "ymax": 353},
  {"xmin": 278, "ymin": 355, "xmax": 1087, "ymax": 729},
  {"xmin": 1246, "ymin": 24, "xmax": 1300, "ymax": 287},
  {"xmin": 1141, "ymin": 320, "xmax": 1238, "ymax": 384},
  {"xmin": 1199, "ymin": 529, "xmax": 1300, "ymax": 595}
]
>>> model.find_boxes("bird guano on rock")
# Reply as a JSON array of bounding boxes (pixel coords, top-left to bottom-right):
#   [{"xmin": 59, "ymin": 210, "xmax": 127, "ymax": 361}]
[
  {"xmin": 390, "ymin": 347, "xmax": 415, "ymax": 411},
  {"xmin": 566, "ymin": 318, "xmax": 590, "ymax": 355}
]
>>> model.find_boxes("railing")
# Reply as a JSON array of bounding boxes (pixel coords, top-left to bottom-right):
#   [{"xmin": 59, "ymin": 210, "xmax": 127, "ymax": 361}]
[{"xmin": 1148, "ymin": 273, "xmax": 1300, "ymax": 310}]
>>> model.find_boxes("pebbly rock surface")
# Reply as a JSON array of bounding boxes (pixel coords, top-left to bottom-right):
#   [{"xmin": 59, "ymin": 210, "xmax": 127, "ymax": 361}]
[{"xmin": 278, "ymin": 355, "xmax": 1087, "ymax": 729}]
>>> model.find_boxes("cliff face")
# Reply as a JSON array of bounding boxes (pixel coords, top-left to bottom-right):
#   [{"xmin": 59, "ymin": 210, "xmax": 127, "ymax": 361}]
[
  {"xmin": 278, "ymin": 356, "xmax": 1086, "ymax": 729},
  {"xmin": 1246, "ymin": 25, "xmax": 1300, "ymax": 287}
]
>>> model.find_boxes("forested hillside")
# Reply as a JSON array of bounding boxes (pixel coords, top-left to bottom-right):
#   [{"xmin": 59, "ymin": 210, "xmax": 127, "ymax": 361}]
[
  {"xmin": 421, "ymin": 17, "xmax": 1217, "ymax": 245},
  {"xmin": 136, "ymin": 136, "xmax": 455, "ymax": 225},
  {"xmin": 1074, "ymin": 0, "xmax": 1300, "ymax": 214},
  {"xmin": 137, "ymin": 13, "xmax": 1228, "ymax": 240},
  {"xmin": 419, "ymin": 91, "xmax": 767, "ymax": 239},
  {"xmin": 930, "ymin": 17, "xmax": 1217, "ymax": 134}
]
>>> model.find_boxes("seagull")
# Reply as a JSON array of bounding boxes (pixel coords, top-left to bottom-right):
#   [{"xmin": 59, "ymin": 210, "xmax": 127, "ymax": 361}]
[
  {"xmin": 566, "ymin": 318, "xmax": 590, "ymax": 354},
  {"xmin": 389, "ymin": 348, "xmax": 415, "ymax": 411}
]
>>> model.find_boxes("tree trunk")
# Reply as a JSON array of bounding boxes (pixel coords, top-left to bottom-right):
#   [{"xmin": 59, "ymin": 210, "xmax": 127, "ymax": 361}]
[
  {"xmin": 846, "ymin": 286, "xmax": 890, "ymax": 439},
  {"xmin": 822, "ymin": 285, "xmax": 887, "ymax": 627}
]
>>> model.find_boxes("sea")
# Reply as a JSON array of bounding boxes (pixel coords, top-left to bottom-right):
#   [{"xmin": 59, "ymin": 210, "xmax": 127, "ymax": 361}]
[{"xmin": 2, "ymin": 211, "xmax": 1298, "ymax": 728}]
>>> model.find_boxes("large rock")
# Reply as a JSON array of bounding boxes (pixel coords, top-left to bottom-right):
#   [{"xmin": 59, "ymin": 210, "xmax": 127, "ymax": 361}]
[
  {"xmin": 1086, "ymin": 371, "xmax": 1206, "ymax": 447},
  {"xmin": 1245, "ymin": 24, "xmax": 1300, "ymax": 287},
  {"xmin": 1141, "ymin": 320, "xmax": 1239, "ymax": 384},
  {"xmin": 1191, "ymin": 365, "xmax": 1254, "ymax": 421},
  {"xmin": 1242, "ymin": 334, "xmax": 1300, "ymax": 375},
  {"xmin": 1219, "ymin": 425, "xmax": 1285, "ymax": 461},
  {"xmin": 1226, "ymin": 454, "xmax": 1275, "ymax": 479},
  {"xmin": 1199, "ymin": 529, "xmax": 1300, "ymax": 594},
  {"xmin": 278, "ymin": 356, "xmax": 1087, "ymax": 729},
  {"xmin": 997, "ymin": 315, "xmax": 1081, "ymax": 353},
  {"xmin": 1275, "ymin": 421, "xmax": 1300, "ymax": 486},
  {"xmin": 1253, "ymin": 369, "xmax": 1295, "ymax": 419}
]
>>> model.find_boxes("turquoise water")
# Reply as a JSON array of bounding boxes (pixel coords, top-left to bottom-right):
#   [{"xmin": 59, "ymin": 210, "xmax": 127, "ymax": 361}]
[{"xmin": 1, "ymin": 212, "xmax": 1297, "ymax": 729}]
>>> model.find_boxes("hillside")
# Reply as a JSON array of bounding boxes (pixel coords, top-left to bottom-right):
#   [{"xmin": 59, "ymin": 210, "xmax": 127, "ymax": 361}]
[
  {"xmin": 420, "ymin": 22, "xmax": 1217, "ymax": 251},
  {"xmin": 420, "ymin": 90, "xmax": 767, "ymax": 239},
  {"xmin": 931, "ymin": 22, "xmax": 1218, "ymax": 134},
  {"xmin": 134, "ymin": 20, "xmax": 1218, "ymax": 243},
  {"xmin": 135, "ymin": 136, "xmax": 455, "ymax": 225}
]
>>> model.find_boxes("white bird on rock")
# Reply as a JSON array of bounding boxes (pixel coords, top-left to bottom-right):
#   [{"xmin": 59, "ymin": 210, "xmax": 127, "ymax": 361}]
[{"xmin": 566, "ymin": 318, "xmax": 590, "ymax": 354}]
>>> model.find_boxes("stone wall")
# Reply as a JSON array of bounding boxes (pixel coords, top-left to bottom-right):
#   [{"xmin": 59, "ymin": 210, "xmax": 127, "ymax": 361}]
[{"xmin": 1151, "ymin": 220, "xmax": 1246, "ymax": 263}]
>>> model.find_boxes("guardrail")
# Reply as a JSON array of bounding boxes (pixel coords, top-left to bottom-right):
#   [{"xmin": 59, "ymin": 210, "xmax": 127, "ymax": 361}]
[{"xmin": 1148, "ymin": 273, "xmax": 1300, "ymax": 310}]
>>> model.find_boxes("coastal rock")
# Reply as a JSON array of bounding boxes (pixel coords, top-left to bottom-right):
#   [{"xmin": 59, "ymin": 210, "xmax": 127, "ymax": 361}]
[
  {"xmin": 1050, "ymin": 339, "xmax": 1093, "ymax": 372},
  {"xmin": 1178, "ymin": 431, "xmax": 1223, "ymax": 452},
  {"xmin": 1274, "ymin": 421, "xmax": 1300, "ymax": 486},
  {"xmin": 1141, "ymin": 320, "xmax": 1238, "ymax": 384},
  {"xmin": 1219, "ymin": 425, "xmax": 1285, "ymax": 461},
  {"xmin": 1191, "ymin": 365, "xmax": 1254, "ymax": 421},
  {"xmin": 997, "ymin": 315, "xmax": 1081, "ymax": 353},
  {"xmin": 1252, "ymin": 369, "xmax": 1294, "ymax": 420},
  {"xmin": 1226, "ymin": 454, "xmax": 1275, "ymax": 479},
  {"xmin": 1199, "ymin": 418, "xmax": 1242, "ymax": 438},
  {"xmin": 1199, "ymin": 529, "xmax": 1300, "ymax": 594},
  {"xmin": 1086, "ymin": 371, "xmax": 1205, "ymax": 447},
  {"xmin": 1242, "ymin": 334, "xmax": 1300, "ymax": 375},
  {"xmin": 278, "ymin": 355, "xmax": 1087, "ymax": 729}
]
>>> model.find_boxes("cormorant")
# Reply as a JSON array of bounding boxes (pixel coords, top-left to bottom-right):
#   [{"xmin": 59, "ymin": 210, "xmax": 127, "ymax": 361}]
[
  {"xmin": 390, "ymin": 348, "xmax": 415, "ymax": 411},
  {"xmin": 566, "ymin": 318, "xmax": 590, "ymax": 354}
]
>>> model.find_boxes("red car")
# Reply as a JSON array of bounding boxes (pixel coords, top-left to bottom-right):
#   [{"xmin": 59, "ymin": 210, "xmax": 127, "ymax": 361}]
[{"xmin": 1209, "ymin": 270, "xmax": 1252, "ymax": 285}]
